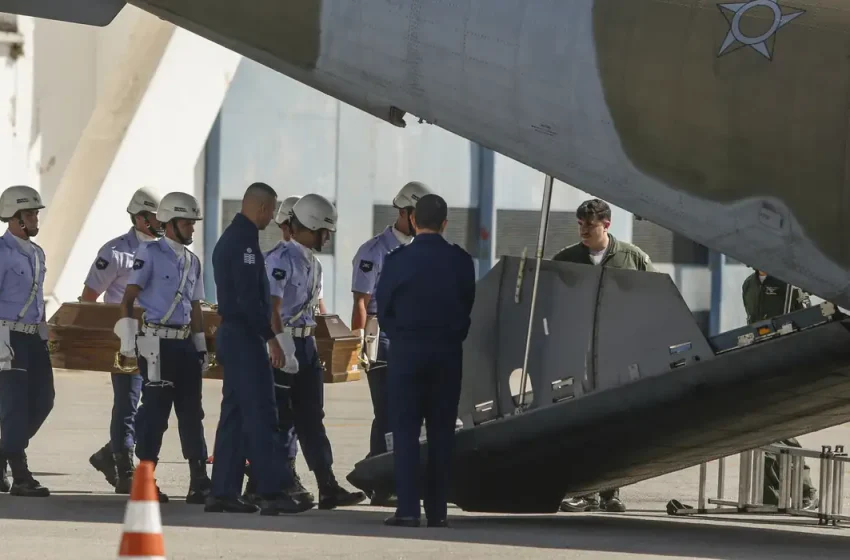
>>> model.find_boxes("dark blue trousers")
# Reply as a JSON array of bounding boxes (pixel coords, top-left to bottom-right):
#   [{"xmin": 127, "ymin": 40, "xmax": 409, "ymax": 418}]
[
  {"xmin": 135, "ymin": 338, "xmax": 208, "ymax": 463},
  {"xmin": 273, "ymin": 336, "xmax": 332, "ymax": 474},
  {"xmin": 210, "ymin": 323, "xmax": 291, "ymax": 499},
  {"xmin": 0, "ymin": 332, "xmax": 55, "ymax": 456},
  {"xmin": 286, "ymin": 429, "xmax": 298, "ymax": 459},
  {"xmin": 110, "ymin": 373, "xmax": 142, "ymax": 452},
  {"xmin": 270, "ymin": 391, "xmax": 298, "ymax": 460},
  {"xmin": 366, "ymin": 334, "xmax": 390, "ymax": 457},
  {"xmin": 388, "ymin": 342, "xmax": 463, "ymax": 521}
]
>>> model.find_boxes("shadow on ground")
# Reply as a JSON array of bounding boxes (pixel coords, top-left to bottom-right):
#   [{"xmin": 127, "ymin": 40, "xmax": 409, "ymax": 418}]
[{"xmin": 0, "ymin": 493, "xmax": 848, "ymax": 559}]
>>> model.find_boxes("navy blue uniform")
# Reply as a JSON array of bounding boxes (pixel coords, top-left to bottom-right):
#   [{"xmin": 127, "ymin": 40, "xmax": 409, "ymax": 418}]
[
  {"xmin": 376, "ymin": 232, "xmax": 476, "ymax": 522},
  {"xmin": 209, "ymin": 213, "xmax": 292, "ymax": 499}
]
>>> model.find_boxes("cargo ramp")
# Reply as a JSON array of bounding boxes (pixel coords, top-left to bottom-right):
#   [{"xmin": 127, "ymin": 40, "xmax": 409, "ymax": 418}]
[{"xmin": 347, "ymin": 255, "xmax": 850, "ymax": 514}]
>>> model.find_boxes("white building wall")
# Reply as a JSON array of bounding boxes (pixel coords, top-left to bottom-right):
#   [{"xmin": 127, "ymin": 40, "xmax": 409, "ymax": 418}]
[
  {"xmin": 215, "ymin": 58, "xmax": 477, "ymax": 316},
  {"xmin": 0, "ymin": 7, "xmax": 237, "ymax": 319},
  {"xmin": 30, "ymin": 17, "xmax": 97, "ymax": 203},
  {"xmin": 0, "ymin": 15, "xmax": 36, "ymax": 191}
]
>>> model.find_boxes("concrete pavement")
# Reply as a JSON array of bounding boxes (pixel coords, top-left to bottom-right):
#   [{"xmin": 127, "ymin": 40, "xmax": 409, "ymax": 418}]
[{"xmin": 0, "ymin": 370, "xmax": 848, "ymax": 559}]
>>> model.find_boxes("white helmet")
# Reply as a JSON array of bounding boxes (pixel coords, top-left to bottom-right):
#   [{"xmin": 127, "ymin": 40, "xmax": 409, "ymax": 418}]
[
  {"xmin": 127, "ymin": 188, "xmax": 160, "ymax": 215},
  {"xmin": 275, "ymin": 195, "xmax": 301, "ymax": 225},
  {"xmin": 292, "ymin": 193, "xmax": 337, "ymax": 232},
  {"xmin": 0, "ymin": 185, "xmax": 45, "ymax": 220},
  {"xmin": 156, "ymin": 192, "xmax": 203, "ymax": 223},
  {"xmin": 393, "ymin": 181, "xmax": 431, "ymax": 209}
]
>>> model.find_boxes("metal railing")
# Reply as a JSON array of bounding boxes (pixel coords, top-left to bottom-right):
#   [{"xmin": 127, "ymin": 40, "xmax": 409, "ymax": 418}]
[{"xmin": 669, "ymin": 443, "xmax": 847, "ymax": 526}]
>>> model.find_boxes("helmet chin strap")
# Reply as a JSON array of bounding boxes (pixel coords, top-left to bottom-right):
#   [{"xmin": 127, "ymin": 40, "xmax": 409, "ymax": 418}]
[
  {"xmin": 17, "ymin": 216, "xmax": 33, "ymax": 239},
  {"xmin": 144, "ymin": 215, "xmax": 164, "ymax": 238},
  {"xmin": 399, "ymin": 208, "xmax": 415, "ymax": 238},
  {"xmin": 171, "ymin": 219, "xmax": 192, "ymax": 245},
  {"xmin": 310, "ymin": 230, "xmax": 323, "ymax": 252}
]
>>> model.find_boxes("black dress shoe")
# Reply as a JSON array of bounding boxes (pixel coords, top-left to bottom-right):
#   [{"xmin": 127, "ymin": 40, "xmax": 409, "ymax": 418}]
[
  {"xmin": 370, "ymin": 492, "xmax": 398, "ymax": 507},
  {"xmin": 427, "ymin": 519, "xmax": 449, "ymax": 528},
  {"xmin": 384, "ymin": 515, "xmax": 420, "ymax": 527},
  {"xmin": 9, "ymin": 478, "xmax": 50, "ymax": 497},
  {"xmin": 204, "ymin": 496, "xmax": 260, "ymax": 513},
  {"xmin": 259, "ymin": 494, "xmax": 315, "ymax": 516},
  {"xmin": 316, "ymin": 471, "xmax": 367, "ymax": 510}
]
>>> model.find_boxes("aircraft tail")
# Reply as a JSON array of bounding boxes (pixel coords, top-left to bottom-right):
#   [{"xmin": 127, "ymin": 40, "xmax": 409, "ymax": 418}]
[{"xmin": 0, "ymin": 0, "xmax": 125, "ymax": 27}]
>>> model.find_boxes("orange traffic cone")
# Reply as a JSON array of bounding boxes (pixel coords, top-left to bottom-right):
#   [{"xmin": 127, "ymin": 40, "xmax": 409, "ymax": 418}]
[{"xmin": 117, "ymin": 460, "xmax": 165, "ymax": 560}]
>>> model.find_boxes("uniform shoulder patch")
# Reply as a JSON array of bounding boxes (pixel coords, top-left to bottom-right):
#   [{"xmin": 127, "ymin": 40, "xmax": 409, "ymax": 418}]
[
  {"xmin": 359, "ymin": 259, "xmax": 374, "ymax": 272},
  {"xmin": 132, "ymin": 259, "xmax": 145, "ymax": 270},
  {"xmin": 95, "ymin": 257, "xmax": 109, "ymax": 270},
  {"xmin": 272, "ymin": 268, "xmax": 286, "ymax": 281}
]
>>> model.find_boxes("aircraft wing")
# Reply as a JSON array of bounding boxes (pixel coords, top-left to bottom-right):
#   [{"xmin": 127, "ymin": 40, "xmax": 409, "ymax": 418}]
[{"xmin": 4, "ymin": 1, "xmax": 850, "ymax": 309}]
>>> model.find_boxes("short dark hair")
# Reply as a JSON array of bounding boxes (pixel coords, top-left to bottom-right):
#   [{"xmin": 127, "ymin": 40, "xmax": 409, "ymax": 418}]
[
  {"xmin": 576, "ymin": 198, "xmax": 611, "ymax": 222},
  {"xmin": 414, "ymin": 194, "xmax": 448, "ymax": 230},
  {"xmin": 244, "ymin": 182, "xmax": 277, "ymax": 203}
]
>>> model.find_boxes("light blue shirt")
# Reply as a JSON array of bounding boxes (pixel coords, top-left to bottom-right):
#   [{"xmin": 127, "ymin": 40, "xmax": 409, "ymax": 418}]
[
  {"xmin": 351, "ymin": 226, "xmax": 404, "ymax": 315},
  {"xmin": 83, "ymin": 227, "xmax": 149, "ymax": 304},
  {"xmin": 0, "ymin": 229, "xmax": 47, "ymax": 324},
  {"xmin": 127, "ymin": 237, "xmax": 204, "ymax": 326},
  {"xmin": 264, "ymin": 240, "xmax": 323, "ymax": 329}
]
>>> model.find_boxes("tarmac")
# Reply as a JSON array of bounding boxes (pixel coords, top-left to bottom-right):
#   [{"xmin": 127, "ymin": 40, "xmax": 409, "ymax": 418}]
[{"xmin": 1, "ymin": 369, "xmax": 849, "ymax": 559}]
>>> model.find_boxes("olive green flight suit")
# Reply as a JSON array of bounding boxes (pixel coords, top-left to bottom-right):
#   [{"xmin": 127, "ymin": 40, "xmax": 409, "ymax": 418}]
[
  {"xmin": 552, "ymin": 234, "xmax": 656, "ymax": 272},
  {"xmin": 553, "ymin": 234, "xmax": 654, "ymax": 505},
  {"xmin": 741, "ymin": 271, "xmax": 816, "ymax": 506},
  {"xmin": 742, "ymin": 272, "xmax": 810, "ymax": 324}
]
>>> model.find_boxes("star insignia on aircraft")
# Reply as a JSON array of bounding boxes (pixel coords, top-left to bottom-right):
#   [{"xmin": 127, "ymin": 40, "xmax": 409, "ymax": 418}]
[{"xmin": 717, "ymin": 0, "xmax": 804, "ymax": 61}]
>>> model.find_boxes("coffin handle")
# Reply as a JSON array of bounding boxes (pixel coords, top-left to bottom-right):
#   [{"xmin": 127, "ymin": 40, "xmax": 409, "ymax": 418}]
[{"xmin": 113, "ymin": 351, "xmax": 140, "ymax": 374}]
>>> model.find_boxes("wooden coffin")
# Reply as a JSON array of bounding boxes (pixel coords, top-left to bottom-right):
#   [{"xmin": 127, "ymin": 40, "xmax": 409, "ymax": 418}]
[
  {"xmin": 47, "ymin": 302, "xmax": 224, "ymax": 379},
  {"xmin": 314, "ymin": 314, "xmax": 363, "ymax": 383},
  {"xmin": 46, "ymin": 303, "xmax": 363, "ymax": 383}
]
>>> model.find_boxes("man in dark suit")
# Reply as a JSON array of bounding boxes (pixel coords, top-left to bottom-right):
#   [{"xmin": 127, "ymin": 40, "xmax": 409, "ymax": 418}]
[{"xmin": 376, "ymin": 194, "xmax": 476, "ymax": 528}]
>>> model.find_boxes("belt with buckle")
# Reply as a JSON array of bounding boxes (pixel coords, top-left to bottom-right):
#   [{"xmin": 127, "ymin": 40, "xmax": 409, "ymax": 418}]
[
  {"xmin": 283, "ymin": 326, "xmax": 315, "ymax": 338},
  {"xmin": 142, "ymin": 323, "xmax": 191, "ymax": 340},
  {"xmin": 0, "ymin": 320, "xmax": 39, "ymax": 335}
]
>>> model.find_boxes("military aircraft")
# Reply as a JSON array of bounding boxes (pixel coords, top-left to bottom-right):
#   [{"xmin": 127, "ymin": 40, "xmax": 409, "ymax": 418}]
[{"xmin": 5, "ymin": 0, "xmax": 850, "ymax": 513}]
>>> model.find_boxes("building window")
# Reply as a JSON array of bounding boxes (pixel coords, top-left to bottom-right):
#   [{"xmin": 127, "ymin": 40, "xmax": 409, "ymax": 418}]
[
  {"xmin": 495, "ymin": 210, "xmax": 579, "ymax": 259},
  {"xmin": 372, "ymin": 205, "xmax": 480, "ymax": 258},
  {"xmin": 632, "ymin": 220, "xmax": 709, "ymax": 266}
]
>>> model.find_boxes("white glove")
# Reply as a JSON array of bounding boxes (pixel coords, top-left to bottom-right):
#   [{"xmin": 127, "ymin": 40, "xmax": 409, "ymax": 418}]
[
  {"xmin": 113, "ymin": 317, "xmax": 139, "ymax": 358},
  {"xmin": 38, "ymin": 322, "xmax": 49, "ymax": 342},
  {"xmin": 0, "ymin": 326, "xmax": 12, "ymax": 371},
  {"xmin": 192, "ymin": 332, "xmax": 207, "ymax": 353},
  {"xmin": 193, "ymin": 332, "xmax": 210, "ymax": 371},
  {"xmin": 276, "ymin": 333, "xmax": 299, "ymax": 374}
]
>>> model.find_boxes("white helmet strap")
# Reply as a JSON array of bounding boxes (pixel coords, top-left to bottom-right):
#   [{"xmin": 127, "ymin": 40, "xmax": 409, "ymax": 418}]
[
  {"xmin": 10, "ymin": 210, "xmax": 34, "ymax": 239},
  {"xmin": 134, "ymin": 210, "xmax": 163, "ymax": 238},
  {"xmin": 168, "ymin": 218, "xmax": 192, "ymax": 245}
]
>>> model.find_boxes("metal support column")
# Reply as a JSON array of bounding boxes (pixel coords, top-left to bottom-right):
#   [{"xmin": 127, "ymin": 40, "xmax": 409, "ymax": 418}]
[
  {"xmin": 471, "ymin": 142, "xmax": 494, "ymax": 278},
  {"xmin": 202, "ymin": 112, "xmax": 222, "ymax": 303},
  {"xmin": 518, "ymin": 174, "xmax": 554, "ymax": 409},
  {"xmin": 709, "ymin": 251, "xmax": 725, "ymax": 336}
]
